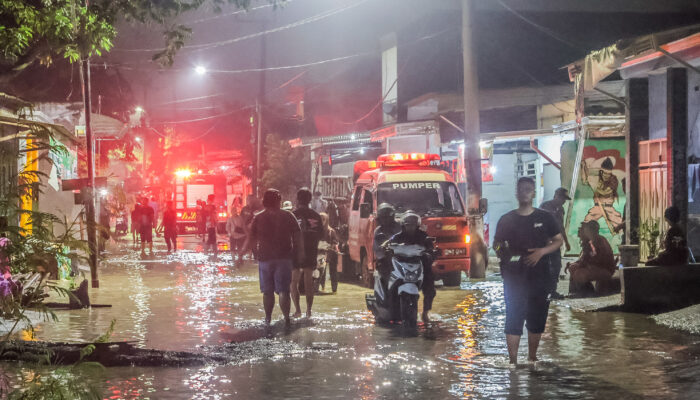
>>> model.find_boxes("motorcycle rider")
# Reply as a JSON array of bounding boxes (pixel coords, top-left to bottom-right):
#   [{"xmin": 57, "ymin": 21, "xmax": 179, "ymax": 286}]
[
  {"xmin": 373, "ymin": 203, "xmax": 401, "ymax": 285},
  {"xmin": 386, "ymin": 211, "xmax": 436, "ymax": 324}
]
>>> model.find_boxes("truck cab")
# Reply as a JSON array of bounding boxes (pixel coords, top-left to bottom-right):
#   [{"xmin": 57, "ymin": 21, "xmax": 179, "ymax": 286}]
[{"xmin": 346, "ymin": 153, "xmax": 470, "ymax": 287}]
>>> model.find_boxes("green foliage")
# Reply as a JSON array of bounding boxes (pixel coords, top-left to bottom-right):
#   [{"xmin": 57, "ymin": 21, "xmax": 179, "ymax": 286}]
[
  {"xmin": 639, "ymin": 218, "xmax": 661, "ymax": 259},
  {"xmin": 0, "ymin": 0, "xmax": 277, "ymax": 72},
  {"xmin": 260, "ymin": 133, "xmax": 310, "ymax": 200},
  {"xmin": 0, "ymin": 119, "xmax": 88, "ymax": 277}
]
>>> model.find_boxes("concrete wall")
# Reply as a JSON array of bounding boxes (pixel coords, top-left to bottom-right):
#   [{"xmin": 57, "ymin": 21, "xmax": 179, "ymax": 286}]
[
  {"xmin": 483, "ymin": 153, "xmax": 518, "ymax": 245},
  {"xmin": 648, "ymin": 73, "xmax": 667, "ymax": 140}
]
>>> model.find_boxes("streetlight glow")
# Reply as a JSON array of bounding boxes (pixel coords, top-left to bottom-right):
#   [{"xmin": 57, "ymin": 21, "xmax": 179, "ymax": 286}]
[
  {"xmin": 135, "ymin": 137, "xmax": 142, "ymax": 142},
  {"xmin": 135, "ymin": 106, "xmax": 144, "ymax": 113},
  {"xmin": 195, "ymin": 65, "xmax": 207, "ymax": 75}
]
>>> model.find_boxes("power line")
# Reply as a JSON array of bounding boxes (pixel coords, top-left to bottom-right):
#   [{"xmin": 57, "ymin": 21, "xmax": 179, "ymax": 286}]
[
  {"xmin": 496, "ymin": 0, "xmax": 582, "ymax": 51},
  {"xmin": 151, "ymin": 93, "xmax": 224, "ymax": 106},
  {"xmin": 188, "ymin": 3, "xmax": 278, "ymax": 25},
  {"xmin": 115, "ymin": 0, "xmax": 368, "ymax": 53}
]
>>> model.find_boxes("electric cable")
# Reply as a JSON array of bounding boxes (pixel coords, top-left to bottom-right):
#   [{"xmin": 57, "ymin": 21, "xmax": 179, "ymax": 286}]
[
  {"xmin": 496, "ymin": 0, "xmax": 583, "ymax": 51},
  {"xmin": 115, "ymin": 0, "xmax": 368, "ymax": 53}
]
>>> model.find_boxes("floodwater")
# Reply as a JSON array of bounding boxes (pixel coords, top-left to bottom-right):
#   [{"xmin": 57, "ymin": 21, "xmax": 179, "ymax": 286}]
[{"xmin": 6, "ymin": 236, "xmax": 700, "ymax": 399}]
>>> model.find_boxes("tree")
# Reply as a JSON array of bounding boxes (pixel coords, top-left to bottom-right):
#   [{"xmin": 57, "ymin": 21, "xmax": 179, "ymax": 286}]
[
  {"xmin": 0, "ymin": 0, "xmax": 268, "ymax": 78},
  {"xmin": 260, "ymin": 133, "xmax": 310, "ymax": 200}
]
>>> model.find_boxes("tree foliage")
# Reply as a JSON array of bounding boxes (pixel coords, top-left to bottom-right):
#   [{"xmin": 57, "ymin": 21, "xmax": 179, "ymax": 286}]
[
  {"xmin": 0, "ymin": 0, "xmax": 273, "ymax": 76},
  {"xmin": 260, "ymin": 133, "xmax": 310, "ymax": 200}
]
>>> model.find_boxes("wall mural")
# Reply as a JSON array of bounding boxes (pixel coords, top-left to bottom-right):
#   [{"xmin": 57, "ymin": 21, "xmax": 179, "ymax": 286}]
[{"xmin": 562, "ymin": 139, "xmax": 626, "ymax": 255}]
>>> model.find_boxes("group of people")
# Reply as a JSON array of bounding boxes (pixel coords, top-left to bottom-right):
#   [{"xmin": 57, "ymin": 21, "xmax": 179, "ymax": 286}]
[
  {"xmin": 494, "ymin": 178, "xmax": 691, "ymax": 365},
  {"xmin": 243, "ymin": 188, "xmax": 340, "ymax": 325}
]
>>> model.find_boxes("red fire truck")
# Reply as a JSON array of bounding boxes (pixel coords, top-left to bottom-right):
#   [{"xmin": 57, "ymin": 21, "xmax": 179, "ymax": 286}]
[
  {"xmin": 173, "ymin": 169, "xmax": 228, "ymax": 234},
  {"xmin": 345, "ymin": 153, "xmax": 470, "ymax": 287}
]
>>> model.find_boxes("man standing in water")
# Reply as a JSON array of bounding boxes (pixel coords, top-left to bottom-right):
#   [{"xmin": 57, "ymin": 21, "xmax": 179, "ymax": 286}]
[
  {"xmin": 494, "ymin": 177, "xmax": 563, "ymax": 365},
  {"xmin": 291, "ymin": 188, "xmax": 323, "ymax": 318},
  {"xmin": 539, "ymin": 187, "xmax": 572, "ymax": 299},
  {"xmin": 244, "ymin": 189, "xmax": 303, "ymax": 326}
]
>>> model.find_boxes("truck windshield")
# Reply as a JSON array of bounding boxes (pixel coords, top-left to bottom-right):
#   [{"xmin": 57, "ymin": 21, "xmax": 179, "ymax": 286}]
[{"xmin": 377, "ymin": 181, "xmax": 464, "ymax": 217}]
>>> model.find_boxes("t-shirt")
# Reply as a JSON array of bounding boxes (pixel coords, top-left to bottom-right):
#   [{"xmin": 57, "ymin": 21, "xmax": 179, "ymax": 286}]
[
  {"xmin": 494, "ymin": 208, "xmax": 560, "ymax": 273},
  {"xmin": 140, "ymin": 205, "xmax": 154, "ymax": 229},
  {"xmin": 293, "ymin": 206, "xmax": 323, "ymax": 268},
  {"xmin": 162, "ymin": 209, "xmax": 177, "ymax": 232},
  {"xmin": 250, "ymin": 208, "xmax": 301, "ymax": 262},
  {"xmin": 539, "ymin": 200, "xmax": 565, "ymax": 233}
]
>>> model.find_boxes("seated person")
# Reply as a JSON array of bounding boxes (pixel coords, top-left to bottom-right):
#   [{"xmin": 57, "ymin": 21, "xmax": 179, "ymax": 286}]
[
  {"xmin": 646, "ymin": 206, "xmax": 689, "ymax": 266},
  {"xmin": 566, "ymin": 220, "xmax": 616, "ymax": 296}
]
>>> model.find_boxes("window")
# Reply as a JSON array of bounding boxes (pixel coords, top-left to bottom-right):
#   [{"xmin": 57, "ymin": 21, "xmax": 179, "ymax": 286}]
[
  {"xmin": 362, "ymin": 190, "xmax": 373, "ymax": 213},
  {"xmin": 351, "ymin": 186, "xmax": 362, "ymax": 210}
]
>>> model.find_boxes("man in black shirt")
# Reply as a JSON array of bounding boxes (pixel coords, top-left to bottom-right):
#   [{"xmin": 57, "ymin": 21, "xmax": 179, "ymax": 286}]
[
  {"xmin": 646, "ymin": 206, "xmax": 689, "ymax": 266},
  {"xmin": 387, "ymin": 212, "xmax": 437, "ymax": 323},
  {"xmin": 139, "ymin": 197, "xmax": 155, "ymax": 257},
  {"xmin": 540, "ymin": 187, "xmax": 571, "ymax": 299},
  {"xmin": 244, "ymin": 189, "xmax": 302, "ymax": 326},
  {"xmin": 160, "ymin": 201, "xmax": 178, "ymax": 253},
  {"xmin": 291, "ymin": 188, "xmax": 324, "ymax": 318},
  {"xmin": 494, "ymin": 177, "xmax": 563, "ymax": 365}
]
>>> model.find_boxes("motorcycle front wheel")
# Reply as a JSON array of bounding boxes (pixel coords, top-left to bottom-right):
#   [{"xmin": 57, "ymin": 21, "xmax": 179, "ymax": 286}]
[{"xmin": 399, "ymin": 293, "xmax": 419, "ymax": 329}]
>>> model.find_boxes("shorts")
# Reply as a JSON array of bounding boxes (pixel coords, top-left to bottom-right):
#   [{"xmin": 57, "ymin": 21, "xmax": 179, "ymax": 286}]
[
  {"xmin": 259, "ymin": 259, "xmax": 293, "ymax": 294},
  {"xmin": 502, "ymin": 264, "xmax": 550, "ymax": 335},
  {"xmin": 140, "ymin": 227, "xmax": 153, "ymax": 243}
]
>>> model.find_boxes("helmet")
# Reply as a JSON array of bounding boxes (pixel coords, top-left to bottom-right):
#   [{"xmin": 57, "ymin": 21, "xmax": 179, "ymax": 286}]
[
  {"xmin": 401, "ymin": 211, "xmax": 421, "ymax": 226},
  {"xmin": 377, "ymin": 203, "xmax": 395, "ymax": 218}
]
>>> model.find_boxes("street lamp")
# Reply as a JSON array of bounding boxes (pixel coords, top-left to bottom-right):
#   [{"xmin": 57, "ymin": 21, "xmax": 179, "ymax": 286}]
[{"xmin": 195, "ymin": 65, "xmax": 207, "ymax": 76}]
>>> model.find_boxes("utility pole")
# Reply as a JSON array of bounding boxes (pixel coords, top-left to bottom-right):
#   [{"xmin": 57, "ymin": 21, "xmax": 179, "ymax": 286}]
[
  {"xmin": 80, "ymin": 58, "xmax": 99, "ymax": 288},
  {"xmin": 255, "ymin": 100, "xmax": 262, "ymax": 198},
  {"xmin": 462, "ymin": 0, "xmax": 486, "ymax": 278}
]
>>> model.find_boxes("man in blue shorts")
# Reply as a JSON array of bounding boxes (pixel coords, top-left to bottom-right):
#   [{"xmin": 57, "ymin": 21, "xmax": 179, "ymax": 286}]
[
  {"xmin": 494, "ymin": 177, "xmax": 563, "ymax": 365},
  {"xmin": 244, "ymin": 189, "xmax": 302, "ymax": 326}
]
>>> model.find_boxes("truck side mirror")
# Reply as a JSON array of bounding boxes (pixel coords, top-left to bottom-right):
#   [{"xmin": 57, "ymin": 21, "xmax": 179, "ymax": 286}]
[
  {"xmin": 479, "ymin": 198, "xmax": 488, "ymax": 215},
  {"xmin": 360, "ymin": 203, "xmax": 371, "ymax": 219}
]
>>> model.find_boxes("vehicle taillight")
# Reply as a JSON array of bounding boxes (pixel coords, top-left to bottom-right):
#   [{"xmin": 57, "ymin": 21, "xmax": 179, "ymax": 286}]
[
  {"xmin": 219, "ymin": 212, "xmax": 226, "ymax": 218},
  {"xmin": 177, "ymin": 212, "xmax": 182, "ymax": 218},
  {"xmin": 465, "ymin": 234, "xmax": 471, "ymax": 244}
]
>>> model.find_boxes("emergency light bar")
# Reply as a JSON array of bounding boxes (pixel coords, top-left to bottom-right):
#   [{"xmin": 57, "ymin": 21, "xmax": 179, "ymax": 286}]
[
  {"xmin": 377, "ymin": 153, "xmax": 441, "ymax": 167},
  {"xmin": 175, "ymin": 169, "xmax": 192, "ymax": 178}
]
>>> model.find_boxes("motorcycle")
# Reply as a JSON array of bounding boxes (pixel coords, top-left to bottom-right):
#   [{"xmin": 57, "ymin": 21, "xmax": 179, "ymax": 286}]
[{"xmin": 365, "ymin": 240, "xmax": 437, "ymax": 329}]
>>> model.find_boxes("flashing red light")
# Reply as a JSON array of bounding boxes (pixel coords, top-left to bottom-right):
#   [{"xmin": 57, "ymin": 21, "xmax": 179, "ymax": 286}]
[
  {"xmin": 175, "ymin": 169, "xmax": 192, "ymax": 178},
  {"xmin": 377, "ymin": 153, "xmax": 440, "ymax": 164},
  {"xmin": 176, "ymin": 212, "xmax": 183, "ymax": 218},
  {"xmin": 465, "ymin": 234, "xmax": 471, "ymax": 244}
]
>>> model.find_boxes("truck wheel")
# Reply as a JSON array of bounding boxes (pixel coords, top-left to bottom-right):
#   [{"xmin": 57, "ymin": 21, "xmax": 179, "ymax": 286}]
[
  {"xmin": 360, "ymin": 253, "xmax": 374, "ymax": 289},
  {"xmin": 442, "ymin": 271, "xmax": 462, "ymax": 287}
]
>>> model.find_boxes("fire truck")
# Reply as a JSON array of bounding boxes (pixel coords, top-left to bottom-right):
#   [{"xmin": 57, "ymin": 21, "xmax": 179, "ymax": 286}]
[
  {"xmin": 173, "ymin": 169, "xmax": 228, "ymax": 234},
  {"xmin": 345, "ymin": 153, "xmax": 470, "ymax": 287}
]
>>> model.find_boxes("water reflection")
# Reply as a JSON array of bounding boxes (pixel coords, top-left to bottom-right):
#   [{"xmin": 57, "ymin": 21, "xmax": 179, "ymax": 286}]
[{"xmin": 5, "ymin": 242, "xmax": 699, "ymax": 399}]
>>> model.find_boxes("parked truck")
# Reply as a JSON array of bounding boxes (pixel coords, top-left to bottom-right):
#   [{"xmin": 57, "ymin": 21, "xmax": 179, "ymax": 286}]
[
  {"xmin": 172, "ymin": 169, "xmax": 228, "ymax": 234},
  {"xmin": 342, "ymin": 153, "xmax": 470, "ymax": 287}
]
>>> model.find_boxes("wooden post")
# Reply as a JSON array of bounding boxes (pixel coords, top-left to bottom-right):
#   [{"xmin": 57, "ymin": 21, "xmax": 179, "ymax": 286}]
[
  {"xmin": 625, "ymin": 78, "xmax": 649, "ymax": 244},
  {"xmin": 666, "ymin": 68, "xmax": 688, "ymax": 235},
  {"xmin": 462, "ymin": 0, "xmax": 486, "ymax": 278}
]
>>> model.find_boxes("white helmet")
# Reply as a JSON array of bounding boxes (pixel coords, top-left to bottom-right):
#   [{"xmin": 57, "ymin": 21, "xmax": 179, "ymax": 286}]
[{"xmin": 401, "ymin": 211, "xmax": 421, "ymax": 227}]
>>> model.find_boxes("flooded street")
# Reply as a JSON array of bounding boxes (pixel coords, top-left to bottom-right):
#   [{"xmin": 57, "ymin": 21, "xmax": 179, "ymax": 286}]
[{"xmin": 10, "ymin": 237, "xmax": 700, "ymax": 399}]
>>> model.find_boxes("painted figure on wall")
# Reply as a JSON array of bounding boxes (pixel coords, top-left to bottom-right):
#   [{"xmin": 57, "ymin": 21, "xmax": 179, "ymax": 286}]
[
  {"xmin": 581, "ymin": 156, "xmax": 623, "ymax": 232},
  {"xmin": 562, "ymin": 139, "xmax": 626, "ymax": 255}
]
